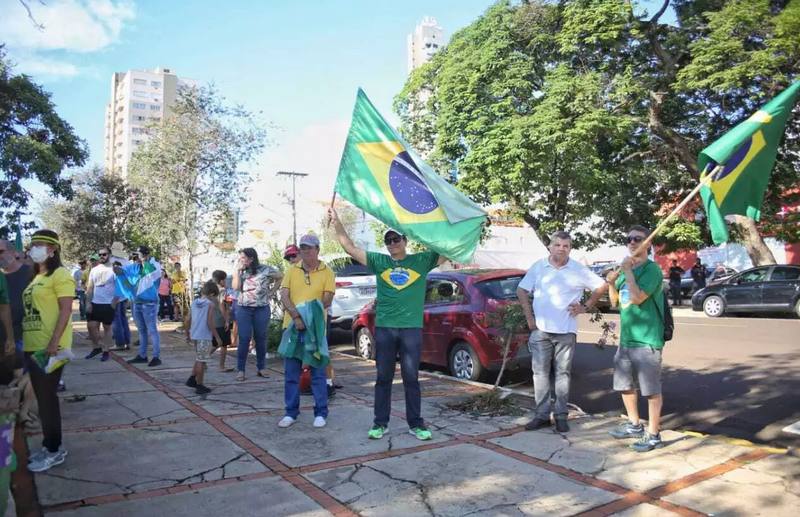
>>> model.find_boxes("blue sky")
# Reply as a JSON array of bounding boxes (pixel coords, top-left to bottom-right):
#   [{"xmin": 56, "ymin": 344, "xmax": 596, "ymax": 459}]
[{"xmin": 2, "ymin": 0, "xmax": 674, "ymax": 235}]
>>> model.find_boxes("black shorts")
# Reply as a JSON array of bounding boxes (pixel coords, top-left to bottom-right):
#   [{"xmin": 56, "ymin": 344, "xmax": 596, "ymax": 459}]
[
  {"xmin": 213, "ymin": 326, "xmax": 231, "ymax": 348},
  {"xmin": 88, "ymin": 303, "xmax": 114, "ymax": 325}
]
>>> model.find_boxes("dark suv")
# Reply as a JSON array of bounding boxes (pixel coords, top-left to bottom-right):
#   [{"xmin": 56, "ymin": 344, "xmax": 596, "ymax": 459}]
[{"xmin": 691, "ymin": 265, "xmax": 800, "ymax": 318}]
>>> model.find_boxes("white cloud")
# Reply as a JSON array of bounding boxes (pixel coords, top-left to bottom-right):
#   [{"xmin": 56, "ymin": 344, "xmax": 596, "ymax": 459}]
[
  {"xmin": 0, "ymin": 0, "xmax": 135, "ymax": 52},
  {"xmin": 15, "ymin": 54, "xmax": 80, "ymax": 78}
]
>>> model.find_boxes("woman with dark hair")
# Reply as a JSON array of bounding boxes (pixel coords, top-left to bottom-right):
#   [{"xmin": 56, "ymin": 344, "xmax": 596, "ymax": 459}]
[
  {"xmin": 22, "ymin": 230, "xmax": 74, "ymax": 472},
  {"xmin": 232, "ymin": 248, "xmax": 281, "ymax": 381}
]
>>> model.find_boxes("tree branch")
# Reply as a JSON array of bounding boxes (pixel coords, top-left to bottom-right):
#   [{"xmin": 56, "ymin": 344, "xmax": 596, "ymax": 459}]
[
  {"xmin": 648, "ymin": 0, "xmax": 670, "ymax": 24},
  {"xmin": 17, "ymin": 0, "xmax": 45, "ymax": 30}
]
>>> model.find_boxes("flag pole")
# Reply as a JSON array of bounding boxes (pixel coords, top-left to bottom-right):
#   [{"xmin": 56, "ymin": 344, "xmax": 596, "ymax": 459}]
[
  {"xmin": 633, "ymin": 164, "xmax": 722, "ymax": 256},
  {"xmin": 326, "ymin": 191, "xmax": 337, "ymax": 228}
]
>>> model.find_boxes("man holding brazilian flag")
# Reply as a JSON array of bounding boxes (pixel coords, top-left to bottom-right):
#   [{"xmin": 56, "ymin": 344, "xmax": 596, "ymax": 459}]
[{"xmin": 329, "ymin": 89, "xmax": 486, "ymax": 442}]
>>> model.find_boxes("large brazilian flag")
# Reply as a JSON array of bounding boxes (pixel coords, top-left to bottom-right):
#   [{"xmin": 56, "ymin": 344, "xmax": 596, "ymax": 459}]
[
  {"xmin": 335, "ymin": 89, "xmax": 487, "ymax": 263},
  {"xmin": 699, "ymin": 81, "xmax": 800, "ymax": 244}
]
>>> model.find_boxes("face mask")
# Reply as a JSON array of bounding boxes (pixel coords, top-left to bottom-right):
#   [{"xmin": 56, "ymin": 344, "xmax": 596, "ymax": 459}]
[{"xmin": 29, "ymin": 245, "xmax": 50, "ymax": 264}]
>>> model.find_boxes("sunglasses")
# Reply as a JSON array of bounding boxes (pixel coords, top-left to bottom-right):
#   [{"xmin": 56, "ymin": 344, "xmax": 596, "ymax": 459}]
[
  {"xmin": 285, "ymin": 254, "xmax": 297, "ymax": 260},
  {"xmin": 625, "ymin": 235, "xmax": 645, "ymax": 244},
  {"xmin": 384, "ymin": 236, "xmax": 403, "ymax": 245},
  {"xmin": 98, "ymin": 253, "xmax": 108, "ymax": 257},
  {"xmin": 299, "ymin": 244, "xmax": 313, "ymax": 250}
]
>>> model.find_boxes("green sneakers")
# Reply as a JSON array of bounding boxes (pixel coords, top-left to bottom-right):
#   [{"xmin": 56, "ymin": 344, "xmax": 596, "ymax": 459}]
[
  {"xmin": 368, "ymin": 425, "xmax": 387, "ymax": 439},
  {"xmin": 409, "ymin": 426, "xmax": 432, "ymax": 441}
]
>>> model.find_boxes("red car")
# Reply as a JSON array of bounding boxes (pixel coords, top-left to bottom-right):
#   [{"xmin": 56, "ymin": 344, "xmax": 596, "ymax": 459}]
[{"xmin": 351, "ymin": 269, "xmax": 531, "ymax": 381}]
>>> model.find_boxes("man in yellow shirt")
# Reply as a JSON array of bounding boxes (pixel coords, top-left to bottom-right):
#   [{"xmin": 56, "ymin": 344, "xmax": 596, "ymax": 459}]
[
  {"xmin": 170, "ymin": 262, "xmax": 188, "ymax": 322},
  {"xmin": 278, "ymin": 234, "xmax": 335, "ymax": 429}
]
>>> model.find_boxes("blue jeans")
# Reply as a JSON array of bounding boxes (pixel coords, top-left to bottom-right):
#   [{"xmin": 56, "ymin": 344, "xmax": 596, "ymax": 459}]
[
  {"xmin": 374, "ymin": 327, "xmax": 423, "ymax": 428},
  {"xmin": 236, "ymin": 305, "xmax": 269, "ymax": 372},
  {"xmin": 113, "ymin": 300, "xmax": 131, "ymax": 346},
  {"xmin": 133, "ymin": 302, "xmax": 160, "ymax": 358},
  {"xmin": 284, "ymin": 357, "xmax": 328, "ymax": 418},
  {"xmin": 77, "ymin": 291, "xmax": 86, "ymax": 319}
]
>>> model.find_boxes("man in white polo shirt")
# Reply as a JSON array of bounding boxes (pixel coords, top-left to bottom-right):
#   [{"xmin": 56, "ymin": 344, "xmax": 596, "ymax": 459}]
[{"xmin": 516, "ymin": 231, "xmax": 607, "ymax": 433}]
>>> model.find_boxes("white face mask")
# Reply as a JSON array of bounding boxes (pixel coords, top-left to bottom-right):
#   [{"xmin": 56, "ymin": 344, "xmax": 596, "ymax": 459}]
[{"xmin": 29, "ymin": 245, "xmax": 50, "ymax": 264}]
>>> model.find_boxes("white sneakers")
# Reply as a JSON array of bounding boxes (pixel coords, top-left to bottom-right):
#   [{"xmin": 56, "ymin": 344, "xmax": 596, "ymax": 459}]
[
  {"xmin": 277, "ymin": 416, "xmax": 296, "ymax": 428},
  {"xmin": 277, "ymin": 415, "xmax": 327, "ymax": 428}
]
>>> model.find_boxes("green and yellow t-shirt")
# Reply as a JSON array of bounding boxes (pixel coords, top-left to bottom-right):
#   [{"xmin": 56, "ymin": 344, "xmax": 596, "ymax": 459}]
[
  {"xmin": 366, "ymin": 251, "xmax": 439, "ymax": 328},
  {"xmin": 22, "ymin": 267, "xmax": 75, "ymax": 352},
  {"xmin": 171, "ymin": 270, "xmax": 188, "ymax": 294},
  {"xmin": 615, "ymin": 260, "xmax": 664, "ymax": 349}
]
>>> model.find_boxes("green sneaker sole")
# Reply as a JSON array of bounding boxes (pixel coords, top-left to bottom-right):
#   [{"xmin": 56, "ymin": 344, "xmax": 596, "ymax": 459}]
[
  {"xmin": 368, "ymin": 428, "xmax": 386, "ymax": 439},
  {"xmin": 409, "ymin": 428, "xmax": 432, "ymax": 441}
]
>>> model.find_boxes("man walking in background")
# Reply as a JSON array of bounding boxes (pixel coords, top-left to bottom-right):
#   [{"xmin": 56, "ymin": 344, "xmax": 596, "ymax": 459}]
[
  {"xmin": 85, "ymin": 248, "xmax": 116, "ymax": 362},
  {"xmin": 73, "ymin": 260, "xmax": 88, "ymax": 320}
]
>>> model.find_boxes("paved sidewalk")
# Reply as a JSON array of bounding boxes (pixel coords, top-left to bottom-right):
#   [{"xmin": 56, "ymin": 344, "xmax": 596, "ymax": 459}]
[{"xmin": 23, "ymin": 320, "xmax": 799, "ymax": 516}]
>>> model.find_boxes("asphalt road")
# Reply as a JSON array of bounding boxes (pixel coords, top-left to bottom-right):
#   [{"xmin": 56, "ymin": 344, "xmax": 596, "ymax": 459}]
[
  {"xmin": 331, "ymin": 308, "xmax": 800, "ymax": 447},
  {"xmin": 568, "ymin": 309, "xmax": 800, "ymax": 447}
]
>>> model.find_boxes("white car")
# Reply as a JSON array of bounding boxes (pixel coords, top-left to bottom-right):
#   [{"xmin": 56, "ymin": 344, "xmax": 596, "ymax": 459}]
[{"xmin": 326, "ymin": 256, "xmax": 376, "ymax": 329}]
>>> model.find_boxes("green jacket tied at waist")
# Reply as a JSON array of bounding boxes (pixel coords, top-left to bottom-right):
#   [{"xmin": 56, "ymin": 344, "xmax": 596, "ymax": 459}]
[{"xmin": 278, "ymin": 300, "xmax": 330, "ymax": 368}]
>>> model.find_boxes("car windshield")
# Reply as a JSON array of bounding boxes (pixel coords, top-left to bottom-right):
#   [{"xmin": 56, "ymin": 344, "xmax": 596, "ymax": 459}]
[{"xmin": 475, "ymin": 275, "xmax": 523, "ymax": 300}]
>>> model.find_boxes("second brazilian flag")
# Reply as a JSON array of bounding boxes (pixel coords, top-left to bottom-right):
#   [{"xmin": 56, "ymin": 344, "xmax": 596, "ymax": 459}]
[{"xmin": 334, "ymin": 89, "xmax": 487, "ymax": 263}]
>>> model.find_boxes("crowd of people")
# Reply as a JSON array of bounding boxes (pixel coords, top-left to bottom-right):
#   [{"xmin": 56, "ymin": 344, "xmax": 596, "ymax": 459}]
[{"xmin": 0, "ymin": 214, "xmax": 670, "ymax": 492}]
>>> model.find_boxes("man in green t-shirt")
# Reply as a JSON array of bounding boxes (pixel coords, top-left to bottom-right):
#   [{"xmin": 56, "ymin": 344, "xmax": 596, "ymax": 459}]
[
  {"xmin": 329, "ymin": 208, "xmax": 448, "ymax": 441},
  {"xmin": 607, "ymin": 225, "xmax": 665, "ymax": 452}
]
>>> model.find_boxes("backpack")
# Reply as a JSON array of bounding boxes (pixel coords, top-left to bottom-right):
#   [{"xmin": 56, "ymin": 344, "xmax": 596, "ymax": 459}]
[{"xmin": 661, "ymin": 290, "xmax": 674, "ymax": 342}]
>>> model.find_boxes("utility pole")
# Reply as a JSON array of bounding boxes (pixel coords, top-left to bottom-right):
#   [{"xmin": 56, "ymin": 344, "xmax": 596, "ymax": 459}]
[{"xmin": 276, "ymin": 171, "xmax": 309, "ymax": 245}]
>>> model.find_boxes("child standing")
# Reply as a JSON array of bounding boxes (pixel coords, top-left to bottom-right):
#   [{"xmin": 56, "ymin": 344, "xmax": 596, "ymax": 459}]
[{"xmin": 185, "ymin": 281, "xmax": 221, "ymax": 395}]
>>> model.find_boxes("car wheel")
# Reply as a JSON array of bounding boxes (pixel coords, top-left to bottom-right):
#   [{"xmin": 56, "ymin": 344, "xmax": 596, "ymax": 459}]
[
  {"xmin": 703, "ymin": 295, "xmax": 725, "ymax": 318},
  {"xmin": 449, "ymin": 342, "xmax": 484, "ymax": 382},
  {"xmin": 355, "ymin": 327, "xmax": 375, "ymax": 360}
]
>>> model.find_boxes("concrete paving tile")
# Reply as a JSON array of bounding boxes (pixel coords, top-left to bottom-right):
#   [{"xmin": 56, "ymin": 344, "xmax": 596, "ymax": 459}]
[
  {"xmin": 490, "ymin": 417, "xmax": 754, "ymax": 492},
  {"xmin": 54, "ymin": 476, "xmax": 330, "ymax": 517},
  {"xmin": 612, "ymin": 503, "xmax": 680, "ymax": 516},
  {"xmin": 59, "ymin": 369, "xmax": 157, "ymax": 396},
  {"xmin": 305, "ymin": 443, "xmax": 619, "ymax": 516},
  {"xmin": 663, "ymin": 453, "xmax": 800, "ymax": 516},
  {"xmin": 33, "ymin": 420, "xmax": 268, "ymax": 506},
  {"xmin": 227, "ymin": 404, "xmax": 450, "ymax": 468},
  {"xmin": 60, "ymin": 390, "xmax": 193, "ymax": 429}
]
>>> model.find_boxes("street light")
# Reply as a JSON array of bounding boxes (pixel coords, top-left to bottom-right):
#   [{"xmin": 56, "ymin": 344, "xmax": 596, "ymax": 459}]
[{"xmin": 276, "ymin": 171, "xmax": 309, "ymax": 245}]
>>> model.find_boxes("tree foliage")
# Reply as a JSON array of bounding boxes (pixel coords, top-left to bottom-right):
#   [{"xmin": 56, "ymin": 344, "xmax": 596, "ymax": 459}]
[
  {"xmin": 394, "ymin": 0, "xmax": 799, "ymax": 256},
  {"xmin": 0, "ymin": 47, "xmax": 88, "ymax": 235},
  {"xmin": 38, "ymin": 166, "xmax": 144, "ymax": 261},
  {"xmin": 128, "ymin": 85, "xmax": 267, "ymax": 276}
]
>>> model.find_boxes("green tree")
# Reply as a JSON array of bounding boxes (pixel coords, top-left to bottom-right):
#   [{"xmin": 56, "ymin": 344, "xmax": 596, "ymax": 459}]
[
  {"xmin": 39, "ymin": 166, "xmax": 144, "ymax": 261},
  {"xmin": 394, "ymin": 0, "xmax": 799, "ymax": 261},
  {"xmin": 0, "ymin": 47, "xmax": 88, "ymax": 235},
  {"xmin": 128, "ymin": 85, "xmax": 267, "ymax": 281}
]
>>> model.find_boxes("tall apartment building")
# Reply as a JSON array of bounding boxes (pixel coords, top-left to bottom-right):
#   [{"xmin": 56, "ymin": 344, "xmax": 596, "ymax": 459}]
[
  {"xmin": 407, "ymin": 17, "xmax": 444, "ymax": 73},
  {"xmin": 103, "ymin": 67, "xmax": 194, "ymax": 177}
]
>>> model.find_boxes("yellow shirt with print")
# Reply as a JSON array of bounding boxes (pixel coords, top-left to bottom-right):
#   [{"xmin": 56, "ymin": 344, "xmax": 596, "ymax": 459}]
[
  {"xmin": 280, "ymin": 261, "xmax": 335, "ymax": 328},
  {"xmin": 22, "ymin": 267, "xmax": 75, "ymax": 352},
  {"xmin": 171, "ymin": 271, "xmax": 187, "ymax": 294}
]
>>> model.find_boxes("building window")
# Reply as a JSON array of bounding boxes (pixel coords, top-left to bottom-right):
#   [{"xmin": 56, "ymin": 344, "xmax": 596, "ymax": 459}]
[
  {"xmin": 134, "ymin": 115, "xmax": 146, "ymax": 122},
  {"xmin": 132, "ymin": 102, "xmax": 146, "ymax": 110},
  {"xmin": 151, "ymin": 81, "xmax": 162, "ymax": 88},
  {"xmin": 149, "ymin": 104, "xmax": 161, "ymax": 111},
  {"xmin": 133, "ymin": 78, "xmax": 146, "ymax": 85},
  {"xmin": 133, "ymin": 90, "xmax": 147, "ymax": 98}
]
